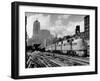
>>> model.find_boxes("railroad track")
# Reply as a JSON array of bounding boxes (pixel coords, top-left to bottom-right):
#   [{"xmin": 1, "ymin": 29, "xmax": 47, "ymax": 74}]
[
  {"xmin": 43, "ymin": 52, "xmax": 89, "ymax": 65},
  {"xmin": 26, "ymin": 52, "xmax": 89, "ymax": 68},
  {"xmin": 38, "ymin": 55, "xmax": 60, "ymax": 67},
  {"xmin": 26, "ymin": 54, "xmax": 60, "ymax": 68},
  {"xmin": 56, "ymin": 55, "xmax": 89, "ymax": 65}
]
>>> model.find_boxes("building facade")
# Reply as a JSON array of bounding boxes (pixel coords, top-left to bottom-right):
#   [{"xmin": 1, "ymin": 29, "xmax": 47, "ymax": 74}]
[
  {"xmin": 73, "ymin": 15, "xmax": 90, "ymax": 40},
  {"xmin": 84, "ymin": 15, "xmax": 89, "ymax": 40},
  {"xmin": 27, "ymin": 19, "xmax": 54, "ymax": 47},
  {"xmin": 33, "ymin": 19, "xmax": 40, "ymax": 37}
]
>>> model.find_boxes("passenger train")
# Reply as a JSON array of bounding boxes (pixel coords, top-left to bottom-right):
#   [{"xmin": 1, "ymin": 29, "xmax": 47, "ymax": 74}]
[{"xmin": 46, "ymin": 37, "xmax": 88, "ymax": 57}]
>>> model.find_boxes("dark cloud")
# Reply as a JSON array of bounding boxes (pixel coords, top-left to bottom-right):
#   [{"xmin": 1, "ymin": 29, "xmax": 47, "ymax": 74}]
[
  {"xmin": 26, "ymin": 12, "xmax": 86, "ymax": 38},
  {"xmin": 67, "ymin": 15, "xmax": 85, "ymax": 22}
]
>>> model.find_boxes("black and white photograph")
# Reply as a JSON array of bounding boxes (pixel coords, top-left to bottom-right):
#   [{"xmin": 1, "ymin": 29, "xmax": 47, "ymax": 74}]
[
  {"xmin": 25, "ymin": 13, "xmax": 90, "ymax": 68},
  {"xmin": 11, "ymin": 1, "xmax": 97, "ymax": 79}
]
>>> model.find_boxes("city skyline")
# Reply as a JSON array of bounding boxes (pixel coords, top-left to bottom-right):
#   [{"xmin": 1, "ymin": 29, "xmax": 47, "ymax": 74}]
[{"xmin": 25, "ymin": 12, "xmax": 86, "ymax": 38}]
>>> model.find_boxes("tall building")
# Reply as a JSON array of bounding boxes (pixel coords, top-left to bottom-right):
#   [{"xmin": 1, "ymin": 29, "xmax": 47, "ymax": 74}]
[
  {"xmin": 84, "ymin": 15, "xmax": 89, "ymax": 40},
  {"xmin": 27, "ymin": 19, "xmax": 54, "ymax": 47},
  {"xmin": 84, "ymin": 15, "xmax": 89, "ymax": 32},
  {"xmin": 73, "ymin": 15, "xmax": 89, "ymax": 40},
  {"xmin": 25, "ymin": 16, "xmax": 28, "ymax": 45},
  {"xmin": 33, "ymin": 19, "xmax": 40, "ymax": 36}
]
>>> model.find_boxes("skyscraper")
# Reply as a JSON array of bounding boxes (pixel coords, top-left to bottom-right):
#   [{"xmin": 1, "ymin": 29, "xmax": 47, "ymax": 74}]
[
  {"xmin": 84, "ymin": 15, "xmax": 89, "ymax": 32},
  {"xmin": 33, "ymin": 19, "xmax": 40, "ymax": 36},
  {"xmin": 27, "ymin": 19, "xmax": 54, "ymax": 46},
  {"xmin": 84, "ymin": 15, "xmax": 89, "ymax": 40}
]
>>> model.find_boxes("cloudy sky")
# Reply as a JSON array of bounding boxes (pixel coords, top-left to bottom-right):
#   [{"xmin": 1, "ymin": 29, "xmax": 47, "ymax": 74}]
[{"xmin": 25, "ymin": 12, "xmax": 86, "ymax": 38}]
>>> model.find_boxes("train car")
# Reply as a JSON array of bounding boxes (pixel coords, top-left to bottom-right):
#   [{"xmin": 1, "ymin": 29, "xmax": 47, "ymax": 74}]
[
  {"xmin": 46, "ymin": 37, "xmax": 87, "ymax": 57},
  {"xmin": 72, "ymin": 38, "xmax": 85, "ymax": 56},
  {"xmin": 56, "ymin": 42, "xmax": 62, "ymax": 50},
  {"xmin": 72, "ymin": 38, "xmax": 85, "ymax": 50},
  {"xmin": 62, "ymin": 40, "xmax": 71, "ymax": 53},
  {"xmin": 46, "ymin": 44, "xmax": 55, "ymax": 52}
]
